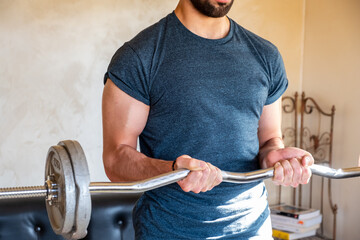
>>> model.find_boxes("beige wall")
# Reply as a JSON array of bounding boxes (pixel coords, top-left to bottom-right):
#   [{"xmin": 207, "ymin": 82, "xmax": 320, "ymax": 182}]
[
  {"xmin": 1, "ymin": 0, "xmax": 359, "ymax": 239},
  {"xmin": 302, "ymin": 0, "xmax": 360, "ymax": 239}
]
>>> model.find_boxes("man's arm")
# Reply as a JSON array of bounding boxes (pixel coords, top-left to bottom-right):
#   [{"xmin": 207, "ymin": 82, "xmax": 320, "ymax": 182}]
[
  {"xmin": 102, "ymin": 79, "xmax": 222, "ymax": 192},
  {"xmin": 102, "ymin": 79, "xmax": 170, "ymax": 181},
  {"xmin": 258, "ymin": 98, "xmax": 313, "ymax": 187}
]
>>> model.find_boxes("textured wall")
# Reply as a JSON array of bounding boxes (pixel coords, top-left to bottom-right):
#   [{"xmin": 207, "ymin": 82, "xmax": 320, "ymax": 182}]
[{"xmin": 302, "ymin": 0, "xmax": 360, "ymax": 239}]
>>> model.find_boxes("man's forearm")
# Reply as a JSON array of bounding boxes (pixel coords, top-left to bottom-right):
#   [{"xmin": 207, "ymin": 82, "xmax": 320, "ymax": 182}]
[
  {"xmin": 103, "ymin": 144, "xmax": 173, "ymax": 182},
  {"xmin": 258, "ymin": 137, "xmax": 285, "ymax": 168}
]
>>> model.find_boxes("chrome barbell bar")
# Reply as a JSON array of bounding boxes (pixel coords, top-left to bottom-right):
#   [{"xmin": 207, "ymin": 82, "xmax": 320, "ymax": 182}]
[{"xmin": 2, "ymin": 165, "xmax": 360, "ymax": 199}]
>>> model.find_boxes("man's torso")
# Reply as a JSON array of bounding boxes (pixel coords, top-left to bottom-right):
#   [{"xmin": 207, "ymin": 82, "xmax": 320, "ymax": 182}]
[{"xmin": 105, "ymin": 12, "xmax": 287, "ymax": 239}]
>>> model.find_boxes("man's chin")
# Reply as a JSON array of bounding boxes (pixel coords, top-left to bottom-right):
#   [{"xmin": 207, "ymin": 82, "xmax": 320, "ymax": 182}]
[{"xmin": 190, "ymin": 0, "xmax": 234, "ymax": 18}]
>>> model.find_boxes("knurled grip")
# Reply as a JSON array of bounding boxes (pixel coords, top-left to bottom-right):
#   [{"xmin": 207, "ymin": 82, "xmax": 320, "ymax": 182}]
[{"xmin": 0, "ymin": 185, "xmax": 47, "ymax": 199}]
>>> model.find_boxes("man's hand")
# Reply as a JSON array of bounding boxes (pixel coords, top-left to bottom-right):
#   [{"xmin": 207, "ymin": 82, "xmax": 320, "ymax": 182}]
[
  {"xmin": 262, "ymin": 147, "xmax": 314, "ymax": 188},
  {"xmin": 257, "ymin": 99, "xmax": 313, "ymax": 188},
  {"xmin": 174, "ymin": 155, "xmax": 223, "ymax": 193}
]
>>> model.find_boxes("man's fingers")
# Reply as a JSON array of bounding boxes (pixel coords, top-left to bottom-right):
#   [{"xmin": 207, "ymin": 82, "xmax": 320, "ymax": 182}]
[
  {"xmin": 301, "ymin": 166, "xmax": 312, "ymax": 184},
  {"xmin": 289, "ymin": 158, "xmax": 302, "ymax": 188},
  {"xmin": 273, "ymin": 162, "xmax": 284, "ymax": 184},
  {"xmin": 215, "ymin": 167, "xmax": 223, "ymax": 185},
  {"xmin": 201, "ymin": 163, "xmax": 217, "ymax": 192},
  {"xmin": 198, "ymin": 163, "xmax": 211, "ymax": 192},
  {"xmin": 273, "ymin": 158, "xmax": 312, "ymax": 187},
  {"xmin": 281, "ymin": 160, "xmax": 293, "ymax": 186},
  {"xmin": 178, "ymin": 171, "xmax": 202, "ymax": 192}
]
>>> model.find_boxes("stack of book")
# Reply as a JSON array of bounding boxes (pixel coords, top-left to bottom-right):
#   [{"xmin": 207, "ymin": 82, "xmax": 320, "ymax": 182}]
[{"xmin": 270, "ymin": 204, "xmax": 322, "ymax": 240}]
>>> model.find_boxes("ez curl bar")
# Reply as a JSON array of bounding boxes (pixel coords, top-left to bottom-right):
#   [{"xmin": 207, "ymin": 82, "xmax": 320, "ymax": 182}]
[{"xmin": 0, "ymin": 140, "xmax": 360, "ymax": 239}]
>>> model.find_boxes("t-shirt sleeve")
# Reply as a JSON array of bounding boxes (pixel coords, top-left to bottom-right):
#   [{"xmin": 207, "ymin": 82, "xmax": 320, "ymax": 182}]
[
  {"xmin": 265, "ymin": 50, "xmax": 288, "ymax": 105},
  {"xmin": 104, "ymin": 43, "xmax": 150, "ymax": 105}
]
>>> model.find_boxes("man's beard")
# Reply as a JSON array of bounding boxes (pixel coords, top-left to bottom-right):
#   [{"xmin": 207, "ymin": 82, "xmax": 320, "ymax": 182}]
[{"xmin": 190, "ymin": 0, "xmax": 234, "ymax": 18}]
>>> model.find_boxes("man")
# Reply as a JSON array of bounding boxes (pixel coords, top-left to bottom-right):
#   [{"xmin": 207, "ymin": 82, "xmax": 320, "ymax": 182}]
[{"xmin": 102, "ymin": 0, "xmax": 313, "ymax": 239}]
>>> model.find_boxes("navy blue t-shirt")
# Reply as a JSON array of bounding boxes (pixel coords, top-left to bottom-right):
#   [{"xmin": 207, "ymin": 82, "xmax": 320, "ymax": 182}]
[{"xmin": 104, "ymin": 12, "xmax": 287, "ymax": 240}]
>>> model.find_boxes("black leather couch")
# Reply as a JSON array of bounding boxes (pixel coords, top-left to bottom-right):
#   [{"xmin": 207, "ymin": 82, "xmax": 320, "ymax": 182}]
[{"xmin": 0, "ymin": 193, "xmax": 141, "ymax": 240}]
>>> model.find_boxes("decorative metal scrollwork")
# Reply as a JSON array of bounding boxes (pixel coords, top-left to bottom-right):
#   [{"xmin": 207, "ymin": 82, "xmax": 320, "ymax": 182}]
[
  {"xmin": 301, "ymin": 128, "xmax": 332, "ymax": 163},
  {"xmin": 300, "ymin": 92, "xmax": 335, "ymax": 166},
  {"xmin": 282, "ymin": 95, "xmax": 297, "ymax": 113},
  {"xmin": 280, "ymin": 92, "xmax": 336, "ymax": 240}
]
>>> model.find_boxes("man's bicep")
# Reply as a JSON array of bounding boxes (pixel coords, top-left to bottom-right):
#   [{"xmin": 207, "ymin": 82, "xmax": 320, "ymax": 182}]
[
  {"xmin": 258, "ymin": 98, "xmax": 283, "ymax": 147},
  {"xmin": 102, "ymin": 78, "xmax": 150, "ymax": 150}
]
